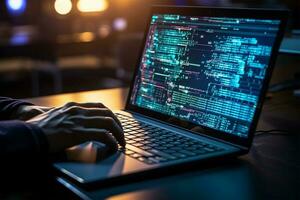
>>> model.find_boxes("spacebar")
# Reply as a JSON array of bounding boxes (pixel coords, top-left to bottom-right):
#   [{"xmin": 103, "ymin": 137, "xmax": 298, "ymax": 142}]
[
  {"xmin": 126, "ymin": 144, "xmax": 154, "ymax": 157},
  {"xmin": 148, "ymin": 149, "xmax": 176, "ymax": 159}
]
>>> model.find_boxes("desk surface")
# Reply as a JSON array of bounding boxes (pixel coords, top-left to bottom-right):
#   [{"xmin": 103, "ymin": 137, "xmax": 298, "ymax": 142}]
[{"xmin": 28, "ymin": 88, "xmax": 300, "ymax": 200}]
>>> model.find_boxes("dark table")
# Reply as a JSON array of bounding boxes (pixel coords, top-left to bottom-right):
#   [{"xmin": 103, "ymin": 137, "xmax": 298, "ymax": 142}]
[{"xmin": 27, "ymin": 87, "xmax": 300, "ymax": 200}]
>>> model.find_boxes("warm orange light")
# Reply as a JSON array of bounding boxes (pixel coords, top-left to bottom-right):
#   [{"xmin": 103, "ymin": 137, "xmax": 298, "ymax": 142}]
[
  {"xmin": 77, "ymin": 32, "xmax": 95, "ymax": 42},
  {"xmin": 77, "ymin": 0, "xmax": 108, "ymax": 13},
  {"xmin": 54, "ymin": 0, "xmax": 72, "ymax": 15}
]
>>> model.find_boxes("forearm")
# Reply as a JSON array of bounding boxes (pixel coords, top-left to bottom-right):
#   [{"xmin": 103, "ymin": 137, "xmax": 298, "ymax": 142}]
[{"xmin": 0, "ymin": 97, "xmax": 33, "ymax": 120}]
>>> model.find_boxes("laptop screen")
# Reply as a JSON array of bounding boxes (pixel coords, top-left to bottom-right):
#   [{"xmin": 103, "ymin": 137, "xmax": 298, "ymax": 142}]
[{"xmin": 130, "ymin": 14, "xmax": 281, "ymax": 139}]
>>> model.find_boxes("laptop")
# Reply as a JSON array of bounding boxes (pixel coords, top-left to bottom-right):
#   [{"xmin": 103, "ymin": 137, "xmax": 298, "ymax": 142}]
[{"xmin": 54, "ymin": 6, "xmax": 288, "ymax": 187}]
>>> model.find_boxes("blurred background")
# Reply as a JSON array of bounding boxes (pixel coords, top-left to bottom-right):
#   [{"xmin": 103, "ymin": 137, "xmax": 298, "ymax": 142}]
[{"xmin": 1, "ymin": 0, "xmax": 300, "ymax": 98}]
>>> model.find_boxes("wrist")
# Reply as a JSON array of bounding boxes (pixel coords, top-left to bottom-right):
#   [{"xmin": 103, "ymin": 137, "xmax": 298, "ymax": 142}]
[
  {"xmin": 10, "ymin": 105, "xmax": 28, "ymax": 120},
  {"xmin": 25, "ymin": 122, "xmax": 49, "ymax": 155}
]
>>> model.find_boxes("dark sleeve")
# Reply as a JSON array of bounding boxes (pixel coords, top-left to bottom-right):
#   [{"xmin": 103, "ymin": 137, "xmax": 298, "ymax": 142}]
[
  {"xmin": 0, "ymin": 120, "xmax": 48, "ymax": 160},
  {"xmin": 0, "ymin": 97, "xmax": 33, "ymax": 120},
  {"xmin": 0, "ymin": 121, "xmax": 50, "ymax": 190}
]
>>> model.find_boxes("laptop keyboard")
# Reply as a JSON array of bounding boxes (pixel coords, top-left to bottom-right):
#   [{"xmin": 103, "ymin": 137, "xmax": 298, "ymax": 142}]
[{"xmin": 116, "ymin": 113, "xmax": 224, "ymax": 165}]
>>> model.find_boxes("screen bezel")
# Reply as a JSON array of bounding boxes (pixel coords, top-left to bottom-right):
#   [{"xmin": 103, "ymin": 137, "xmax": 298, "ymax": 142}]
[{"xmin": 125, "ymin": 6, "xmax": 288, "ymax": 148}]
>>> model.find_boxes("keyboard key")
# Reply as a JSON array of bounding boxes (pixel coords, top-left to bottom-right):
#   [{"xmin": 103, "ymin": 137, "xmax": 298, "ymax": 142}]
[
  {"xmin": 148, "ymin": 143, "xmax": 159, "ymax": 147},
  {"xmin": 132, "ymin": 143, "xmax": 143, "ymax": 147},
  {"xmin": 124, "ymin": 129, "xmax": 133, "ymax": 133},
  {"xmin": 124, "ymin": 150, "xmax": 134, "ymax": 155},
  {"xmin": 126, "ymin": 144, "xmax": 154, "ymax": 157},
  {"xmin": 156, "ymin": 146, "xmax": 168, "ymax": 150},
  {"xmin": 138, "ymin": 157, "xmax": 147, "ymax": 163},
  {"xmin": 124, "ymin": 125, "xmax": 134, "ymax": 129},
  {"xmin": 134, "ymin": 138, "xmax": 144, "ymax": 142},
  {"xmin": 156, "ymin": 141, "xmax": 167, "ymax": 145},
  {"xmin": 126, "ymin": 140, "xmax": 135, "ymax": 144},
  {"xmin": 154, "ymin": 156, "xmax": 168, "ymax": 162},
  {"xmin": 130, "ymin": 131, "xmax": 140, "ymax": 134},
  {"xmin": 148, "ymin": 149, "xmax": 176, "ymax": 160},
  {"xmin": 172, "ymin": 153, "xmax": 187, "ymax": 158},
  {"xmin": 170, "ymin": 146, "xmax": 183, "ymax": 151},
  {"xmin": 126, "ymin": 135, "xmax": 136, "ymax": 139},
  {"xmin": 148, "ymin": 157, "xmax": 160, "ymax": 164},
  {"xmin": 144, "ymin": 159, "xmax": 155, "ymax": 164},
  {"xmin": 130, "ymin": 127, "xmax": 140, "ymax": 131},
  {"xmin": 164, "ymin": 143, "xmax": 175, "ymax": 147},
  {"xmin": 164, "ymin": 149, "xmax": 176, "ymax": 154},
  {"xmin": 186, "ymin": 147, "xmax": 198, "ymax": 151},
  {"xmin": 131, "ymin": 153, "xmax": 141, "ymax": 158},
  {"xmin": 139, "ymin": 146, "xmax": 151, "ymax": 150}
]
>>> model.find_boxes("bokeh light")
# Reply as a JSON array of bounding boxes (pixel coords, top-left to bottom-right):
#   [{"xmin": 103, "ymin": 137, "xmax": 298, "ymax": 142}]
[
  {"xmin": 77, "ymin": 0, "xmax": 108, "ymax": 13},
  {"xmin": 10, "ymin": 32, "xmax": 29, "ymax": 45},
  {"xmin": 6, "ymin": 0, "xmax": 27, "ymax": 16},
  {"xmin": 98, "ymin": 25, "xmax": 111, "ymax": 38},
  {"xmin": 77, "ymin": 32, "xmax": 95, "ymax": 42},
  {"xmin": 54, "ymin": 0, "xmax": 72, "ymax": 15},
  {"xmin": 113, "ymin": 18, "xmax": 127, "ymax": 31}
]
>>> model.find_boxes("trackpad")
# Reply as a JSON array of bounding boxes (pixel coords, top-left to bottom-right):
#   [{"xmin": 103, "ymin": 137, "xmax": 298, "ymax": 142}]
[{"xmin": 65, "ymin": 141, "xmax": 111, "ymax": 163}]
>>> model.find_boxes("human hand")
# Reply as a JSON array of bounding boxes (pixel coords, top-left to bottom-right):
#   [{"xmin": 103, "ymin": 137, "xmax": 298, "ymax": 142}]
[
  {"xmin": 12, "ymin": 105, "xmax": 53, "ymax": 121},
  {"xmin": 26, "ymin": 102, "xmax": 125, "ymax": 154}
]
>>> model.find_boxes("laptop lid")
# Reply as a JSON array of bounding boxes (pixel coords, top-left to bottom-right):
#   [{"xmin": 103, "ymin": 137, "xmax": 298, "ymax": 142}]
[{"xmin": 125, "ymin": 6, "xmax": 288, "ymax": 149}]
